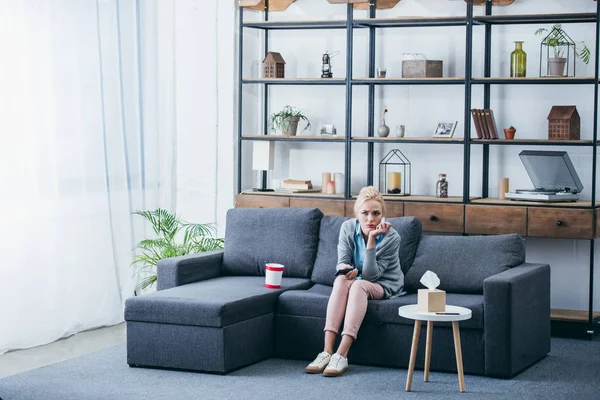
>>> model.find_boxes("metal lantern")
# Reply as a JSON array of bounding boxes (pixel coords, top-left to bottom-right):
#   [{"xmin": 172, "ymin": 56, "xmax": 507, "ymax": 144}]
[
  {"xmin": 379, "ymin": 149, "xmax": 411, "ymax": 196},
  {"xmin": 539, "ymin": 26, "xmax": 576, "ymax": 77},
  {"xmin": 321, "ymin": 53, "xmax": 333, "ymax": 78}
]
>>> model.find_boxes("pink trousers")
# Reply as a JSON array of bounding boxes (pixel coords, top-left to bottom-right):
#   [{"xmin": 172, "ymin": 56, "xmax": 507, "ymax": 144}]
[{"xmin": 324, "ymin": 275, "xmax": 385, "ymax": 340}]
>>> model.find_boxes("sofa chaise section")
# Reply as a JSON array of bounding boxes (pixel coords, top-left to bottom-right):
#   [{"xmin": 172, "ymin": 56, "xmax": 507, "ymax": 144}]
[{"xmin": 125, "ymin": 207, "xmax": 324, "ymax": 373}]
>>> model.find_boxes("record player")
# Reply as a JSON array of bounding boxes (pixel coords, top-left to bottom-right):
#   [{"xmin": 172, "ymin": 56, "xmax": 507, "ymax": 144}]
[{"xmin": 505, "ymin": 150, "xmax": 583, "ymax": 202}]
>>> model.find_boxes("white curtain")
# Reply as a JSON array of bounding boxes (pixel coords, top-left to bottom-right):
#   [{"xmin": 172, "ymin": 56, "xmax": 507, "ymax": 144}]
[{"xmin": 0, "ymin": 0, "xmax": 176, "ymax": 353}]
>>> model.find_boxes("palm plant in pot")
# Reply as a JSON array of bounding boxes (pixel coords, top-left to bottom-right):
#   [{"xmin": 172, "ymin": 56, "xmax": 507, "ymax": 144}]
[
  {"xmin": 535, "ymin": 24, "xmax": 591, "ymax": 77},
  {"xmin": 269, "ymin": 105, "xmax": 311, "ymax": 136},
  {"xmin": 131, "ymin": 209, "xmax": 224, "ymax": 295}
]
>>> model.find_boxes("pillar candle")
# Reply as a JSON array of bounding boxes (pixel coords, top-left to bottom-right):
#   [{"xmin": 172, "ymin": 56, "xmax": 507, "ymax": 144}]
[
  {"xmin": 499, "ymin": 178, "xmax": 509, "ymax": 200},
  {"xmin": 321, "ymin": 172, "xmax": 332, "ymax": 193},
  {"xmin": 387, "ymin": 172, "xmax": 401, "ymax": 192}
]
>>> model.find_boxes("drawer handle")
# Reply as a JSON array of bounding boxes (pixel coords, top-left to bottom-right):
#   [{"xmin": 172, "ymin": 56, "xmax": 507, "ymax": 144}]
[
  {"xmin": 430, "ymin": 215, "xmax": 439, "ymax": 221},
  {"xmin": 556, "ymin": 220, "xmax": 564, "ymax": 226}
]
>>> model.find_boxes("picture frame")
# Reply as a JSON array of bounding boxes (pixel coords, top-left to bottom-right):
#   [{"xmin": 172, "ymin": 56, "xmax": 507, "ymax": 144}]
[{"xmin": 433, "ymin": 121, "xmax": 458, "ymax": 138}]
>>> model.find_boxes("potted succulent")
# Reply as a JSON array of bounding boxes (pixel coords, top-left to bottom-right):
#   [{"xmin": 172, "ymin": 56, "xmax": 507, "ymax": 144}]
[
  {"xmin": 504, "ymin": 126, "xmax": 516, "ymax": 140},
  {"xmin": 269, "ymin": 105, "xmax": 311, "ymax": 136},
  {"xmin": 535, "ymin": 24, "xmax": 591, "ymax": 76}
]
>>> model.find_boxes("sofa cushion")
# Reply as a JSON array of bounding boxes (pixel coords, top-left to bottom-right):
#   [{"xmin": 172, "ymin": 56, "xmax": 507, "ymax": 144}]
[
  {"xmin": 124, "ymin": 276, "xmax": 312, "ymax": 328},
  {"xmin": 387, "ymin": 216, "xmax": 422, "ymax": 274},
  {"xmin": 222, "ymin": 207, "xmax": 323, "ymax": 278},
  {"xmin": 376, "ymin": 293, "xmax": 484, "ymax": 330},
  {"xmin": 276, "ymin": 284, "xmax": 380, "ymax": 324},
  {"xmin": 311, "ymin": 216, "xmax": 350, "ymax": 286},
  {"xmin": 404, "ymin": 234, "xmax": 526, "ymax": 294}
]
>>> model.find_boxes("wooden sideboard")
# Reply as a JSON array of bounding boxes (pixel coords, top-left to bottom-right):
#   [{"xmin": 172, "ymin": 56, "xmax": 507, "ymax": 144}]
[{"xmin": 236, "ymin": 193, "xmax": 599, "ymax": 239}]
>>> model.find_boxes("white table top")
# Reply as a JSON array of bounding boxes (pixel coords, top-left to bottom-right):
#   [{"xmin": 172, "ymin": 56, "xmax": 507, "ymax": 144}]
[{"xmin": 398, "ymin": 305, "xmax": 472, "ymax": 322}]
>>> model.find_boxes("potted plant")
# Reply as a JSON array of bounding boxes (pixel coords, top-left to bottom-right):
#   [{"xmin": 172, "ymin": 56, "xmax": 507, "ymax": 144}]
[
  {"xmin": 504, "ymin": 126, "xmax": 516, "ymax": 140},
  {"xmin": 535, "ymin": 24, "xmax": 591, "ymax": 76},
  {"xmin": 131, "ymin": 209, "xmax": 224, "ymax": 295},
  {"xmin": 269, "ymin": 105, "xmax": 311, "ymax": 136}
]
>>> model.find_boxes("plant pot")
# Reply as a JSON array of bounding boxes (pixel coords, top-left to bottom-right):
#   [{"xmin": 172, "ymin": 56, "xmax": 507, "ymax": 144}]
[
  {"xmin": 504, "ymin": 128, "xmax": 516, "ymax": 140},
  {"xmin": 548, "ymin": 57, "xmax": 566, "ymax": 77},
  {"xmin": 282, "ymin": 116, "xmax": 300, "ymax": 136}
]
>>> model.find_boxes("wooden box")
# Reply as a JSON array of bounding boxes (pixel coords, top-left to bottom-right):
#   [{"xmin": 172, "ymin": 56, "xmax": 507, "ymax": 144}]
[
  {"xmin": 402, "ymin": 60, "xmax": 443, "ymax": 78},
  {"xmin": 418, "ymin": 289, "xmax": 446, "ymax": 312}
]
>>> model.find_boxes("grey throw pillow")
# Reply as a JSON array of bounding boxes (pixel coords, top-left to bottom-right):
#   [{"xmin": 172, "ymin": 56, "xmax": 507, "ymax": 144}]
[
  {"xmin": 222, "ymin": 207, "xmax": 323, "ymax": 278},
  {"xmin": 404, "ymin": 234, "xmax": 525, "ymax": 294}
]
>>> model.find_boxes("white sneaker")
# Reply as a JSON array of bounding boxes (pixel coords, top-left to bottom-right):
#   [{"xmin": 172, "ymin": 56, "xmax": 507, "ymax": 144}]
[
  {"xmin": 323, "ymin": 353, "xmax": 348, "ymax": 377},
  {"xmin": 305, "ymin": 351, "xmax": 332, "ymax": 374}
]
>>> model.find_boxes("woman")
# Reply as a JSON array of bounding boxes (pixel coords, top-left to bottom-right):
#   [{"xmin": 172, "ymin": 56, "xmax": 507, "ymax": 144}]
[{"xmin": 306, "ymin": 186, "xmax": 404, "ymax": 377}]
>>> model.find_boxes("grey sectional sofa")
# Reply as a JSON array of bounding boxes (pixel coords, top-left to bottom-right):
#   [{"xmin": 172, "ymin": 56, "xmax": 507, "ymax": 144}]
[{"xmin": 125, "ymin": 207, "xmax": 550, "ymax": 378}]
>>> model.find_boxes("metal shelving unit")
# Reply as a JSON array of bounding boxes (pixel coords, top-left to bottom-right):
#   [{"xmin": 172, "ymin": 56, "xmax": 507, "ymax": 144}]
[{"xmin": 237, "ymin": 0, "xmax": 600, "ymax": 337}]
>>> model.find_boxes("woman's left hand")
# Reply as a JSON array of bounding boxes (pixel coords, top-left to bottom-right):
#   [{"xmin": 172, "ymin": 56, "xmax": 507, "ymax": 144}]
[{"xmin": 369, "ymin": 220, "xmax": 391, "ymax": 238}]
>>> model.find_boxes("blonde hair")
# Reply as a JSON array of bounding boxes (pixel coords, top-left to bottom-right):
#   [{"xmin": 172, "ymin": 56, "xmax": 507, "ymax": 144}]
[{"xmin": 354, "ymin": 186, "xmax": 386, "ymax": 217}]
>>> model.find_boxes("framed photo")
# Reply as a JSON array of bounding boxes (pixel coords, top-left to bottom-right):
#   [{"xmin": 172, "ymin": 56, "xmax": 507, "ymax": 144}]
[{"xmin": 433, "ymin": 121, "xmax": 458, "ymax": 138}]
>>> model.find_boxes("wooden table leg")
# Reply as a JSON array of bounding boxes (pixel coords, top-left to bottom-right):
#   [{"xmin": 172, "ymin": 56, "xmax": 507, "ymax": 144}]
[
  {"xmin": 424, "ymin": 321, "xmax": 433, "ymax": 382},
  {"xmin": 405, "ymin": 320, "xmax": 421, "ymax": 392},
  {"xmin": 452, "ymin": 321, "xmax": 465, "ymax": 392}
]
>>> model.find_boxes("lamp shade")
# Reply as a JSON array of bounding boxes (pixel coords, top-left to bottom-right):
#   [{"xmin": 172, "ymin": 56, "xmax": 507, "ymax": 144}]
[{"xmin": 252, "ymin": 141, "xmax": 275, "ymax": 171}]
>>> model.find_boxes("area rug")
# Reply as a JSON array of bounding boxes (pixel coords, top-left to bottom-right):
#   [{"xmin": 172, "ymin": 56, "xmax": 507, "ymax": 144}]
[{"xmin": 1, "ymin": 337, "xmax": 599, "ymax": 400}]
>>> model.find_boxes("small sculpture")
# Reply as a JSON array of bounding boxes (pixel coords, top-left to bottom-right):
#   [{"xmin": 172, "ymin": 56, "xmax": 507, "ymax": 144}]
[{"xmin": 377, "ymin": 106, "xmax": 390, "ymax": 137}]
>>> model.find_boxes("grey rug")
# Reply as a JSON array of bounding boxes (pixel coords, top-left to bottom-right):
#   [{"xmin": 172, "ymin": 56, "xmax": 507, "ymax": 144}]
[{"xmin": 1, "ymin": 337, "xmax": 599, "ymax": 400}]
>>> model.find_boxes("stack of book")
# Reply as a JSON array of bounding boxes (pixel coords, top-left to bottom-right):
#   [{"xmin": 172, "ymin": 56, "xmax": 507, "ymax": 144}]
[
  {"xmin": 471, "ymin": 108, "xmax": 499, "ymax": 139},
  {"xmin": 276, "ymin": 179, "xmax": 320, "ymax": 193}
]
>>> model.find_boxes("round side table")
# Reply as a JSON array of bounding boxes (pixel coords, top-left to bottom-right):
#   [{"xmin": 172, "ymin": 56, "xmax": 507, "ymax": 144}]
[{"xmin": 398, "ymin": 304, "xmax": 472, "ymax": 393}]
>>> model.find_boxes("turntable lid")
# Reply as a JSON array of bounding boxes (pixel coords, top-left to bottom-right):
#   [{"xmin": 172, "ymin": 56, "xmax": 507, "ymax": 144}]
[{"xmin": 519, "ymin": 150, "xmax": 584, "ymax": 193}]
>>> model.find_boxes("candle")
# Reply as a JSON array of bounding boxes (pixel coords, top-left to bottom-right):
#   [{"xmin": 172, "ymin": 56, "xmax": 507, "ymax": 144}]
[
  {"xmin": 321, "ymin": 172, "xmax": 332, "ymax": 193},
  {"xmin": 499, "ymin": 178, "xmax": 509, "ymax": 200},
  {"xmin": 387, "ymin": 172, "xmax": 401, "ymax": 194}
]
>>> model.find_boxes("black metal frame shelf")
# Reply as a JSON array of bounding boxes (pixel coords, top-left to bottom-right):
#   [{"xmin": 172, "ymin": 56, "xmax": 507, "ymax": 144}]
[
  {"xmin": 242, "ymin": 135, "xmax": 345, "ymax": 142},
  {"xmin": 352, "ymin": 78, "xmax": 465, "ymax": 85},
  {"xmin": 242, "ymin": 78, "xmax": 346, "ymax": 85},
  {"xmin": 471, "ymin": 77, "xmax": 596, "ymax": 84},
  {"xmin": 242, "ymin": 20, "xmax": 347, "ymax": 30},
  {"xmin": 353, "ymin": 16, "xmax": 467, "ymax": 28},
  {"xmin": 473, "ymin": 13, "xmax": 597, "ymax": 25},
  {"xmin": 352, "ymin": 137, "xmax": 464, "ymax": 144},
  {"xmin": 237, "ymin": 1, "xmax": 600, "ymax": 337},
  {"xmin": 471, "ymin": 139, "xmax": 594, "ymax": 146}
]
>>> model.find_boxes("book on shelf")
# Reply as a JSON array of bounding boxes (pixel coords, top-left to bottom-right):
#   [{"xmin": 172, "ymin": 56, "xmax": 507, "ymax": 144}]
[
  {"xmin": 282, "ymin": 181, "xmax": 313, "ymax": 190},
  {"xmin": 478, "ymin": 109, "xmax": 490, "ymax": 139},
  {"xmin": 484, "ymin": 109, "xmax": 499, "ymax": 139},
  {"xmin": 471, "ymin": 109, "xmax": 484, "ymax": 139},
  {"xmin": 275, "ymin": 188, "xmax": 321, "ymax": 194},
  {"xmin": 283, "ymin": 179, "xmax": 312, "ymax": 185}
]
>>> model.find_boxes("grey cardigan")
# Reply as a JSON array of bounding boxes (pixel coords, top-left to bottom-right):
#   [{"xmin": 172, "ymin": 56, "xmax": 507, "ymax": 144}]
[{"xmin": 336, "ymin": 219, "xmax": 405, "ymax": 299}]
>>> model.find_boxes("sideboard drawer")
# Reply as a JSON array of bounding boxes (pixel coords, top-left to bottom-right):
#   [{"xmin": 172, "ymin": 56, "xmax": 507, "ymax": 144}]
[
  {"xmin": 290, "ymin": 198, "xmax": 345, "ymax": 216},
  {"xmin": 465, "ymin": 205, "xmax": 527, "ymax": 235},
  {"xmin": 404, "ymin": 202, "xmax": 464, "ymax": 233},
  {"xmin": 235, "ymin": 194, "xmax": 289, "ymax": 209},
  {"xmin": 527, "ymin": 208, "xmax": 593, "ymax": 239}
]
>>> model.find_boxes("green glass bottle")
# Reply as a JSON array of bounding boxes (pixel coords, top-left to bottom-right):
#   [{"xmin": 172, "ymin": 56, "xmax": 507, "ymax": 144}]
[{"xmin": 510, "ymin": 41, "xmax": 527, "ymax": 77}]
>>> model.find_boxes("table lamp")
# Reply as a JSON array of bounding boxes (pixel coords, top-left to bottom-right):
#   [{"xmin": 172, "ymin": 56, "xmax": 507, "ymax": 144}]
[{"xmin": 252, "ymin": 141, "xmax": 275, "ymax": 192}]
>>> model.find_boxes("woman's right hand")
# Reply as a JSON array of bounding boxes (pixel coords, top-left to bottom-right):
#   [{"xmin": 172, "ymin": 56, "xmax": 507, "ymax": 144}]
[{"xmin": 345, "ymin": 268, "xmax": 358, "ymax": 280}]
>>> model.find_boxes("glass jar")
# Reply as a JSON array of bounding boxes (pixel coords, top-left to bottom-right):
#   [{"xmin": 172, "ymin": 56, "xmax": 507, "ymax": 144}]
[
  {"xmin": 510, "ymin": 41, "xmax": 527, "ymax": 78},
  {"xmin": 436, "ymin": 174, "xmax": 448, "ymax": 198}
]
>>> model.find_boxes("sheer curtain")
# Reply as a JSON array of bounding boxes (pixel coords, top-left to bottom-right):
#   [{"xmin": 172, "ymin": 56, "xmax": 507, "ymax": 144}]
[{"xmin": 0, "ymin": 0, "xmax": 176, "ymax": 353}]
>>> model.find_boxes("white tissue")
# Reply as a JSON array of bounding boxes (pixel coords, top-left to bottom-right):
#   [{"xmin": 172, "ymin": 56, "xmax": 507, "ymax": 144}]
[{"xmin": 420, "ymin": 270, "xmax": 440, "ymax": 290}]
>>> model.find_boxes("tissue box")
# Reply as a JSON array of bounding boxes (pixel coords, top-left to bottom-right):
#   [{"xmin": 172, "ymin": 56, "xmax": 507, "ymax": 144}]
[{"xmin": 418, "ymin": 289, "xmax": 446, "ymax": 312}]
